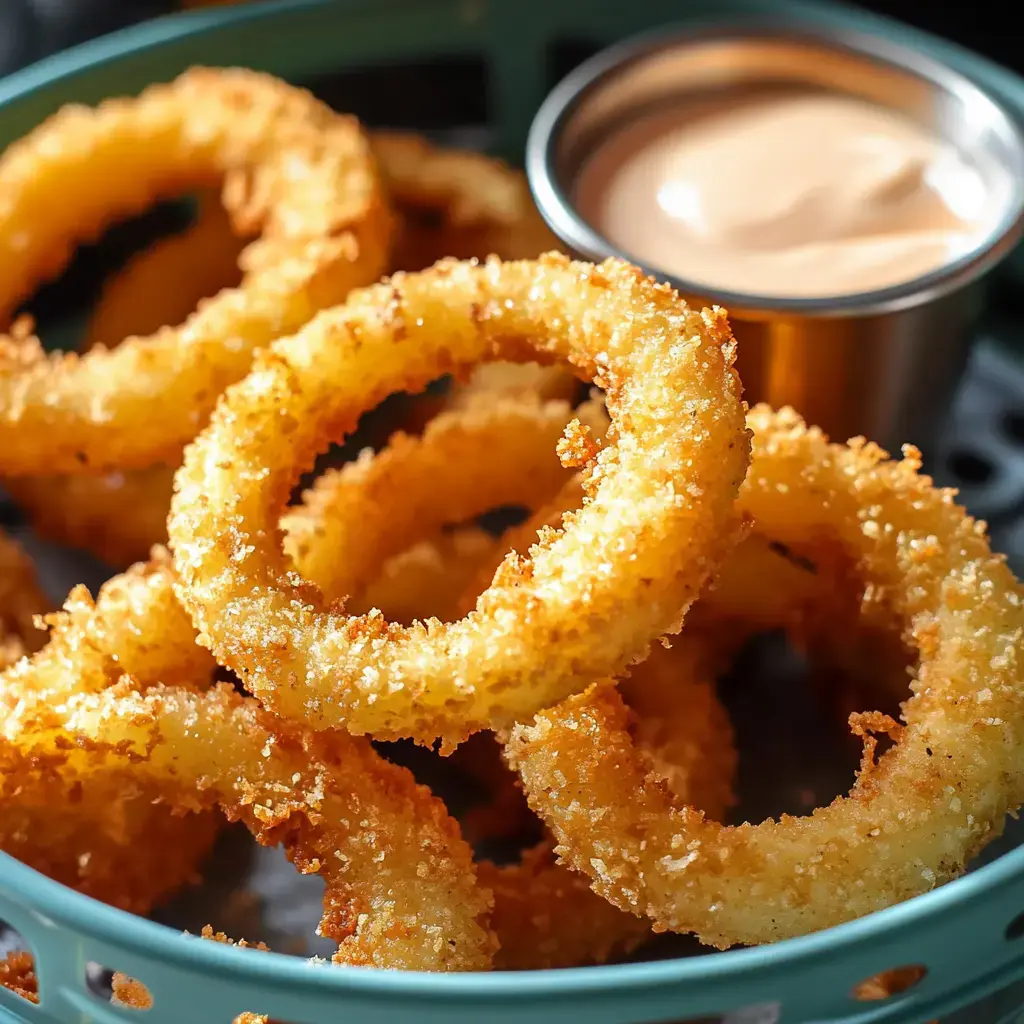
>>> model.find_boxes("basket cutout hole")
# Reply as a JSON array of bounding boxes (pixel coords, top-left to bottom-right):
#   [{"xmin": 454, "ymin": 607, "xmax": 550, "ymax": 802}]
[
  {"xmin": 1003, "ymin": 410, "xmax": 1024, "ymax": 447},
  {"xmin": 1005, "ymin": 910, "xmax": 1024, "ymax": 940},
  {"xmin": 85, "ymin": 962, "xmax": 153, "ymax": 1011},
  {"xmin": 851, "ymin": 964, "xmax": 927, "ymax": 1001},
  {"xmin": 947, "ymin": 449, "xmax": 996, "ymax": 485},
  {"xmin": 0, "ymin": 921, "xmax": 38, "ymax": 1006}
]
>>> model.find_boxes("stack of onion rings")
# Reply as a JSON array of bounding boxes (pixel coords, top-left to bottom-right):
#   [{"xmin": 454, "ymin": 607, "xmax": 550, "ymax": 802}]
[
  {"xmin": 277, "ymin": 390, "xmax": 738, "ymax": 968},
  {"xmin": 507, "ymin": 404, "xmax": 1024, "ymax": 948},
  {"xmin": 6, "ymin": 133, "xmax": 573, "ymax": 567},
  {"xmin": 0, "ymin": 552, "xmax": 495, "ymax": 970},
  {"xmin": 1, "ymin": 61, "xmax": 1022, "ymax": 984},
  {"xmin": 0, "ymin": 67, "xmax": 392, "ymax": 474},
  {"xmin": 169, "ymin": 254, "xmax": 750, "ymax": 747},
  {"xmin": 0, "ymin": 552, "xmax": 220, "ymax": 913}
]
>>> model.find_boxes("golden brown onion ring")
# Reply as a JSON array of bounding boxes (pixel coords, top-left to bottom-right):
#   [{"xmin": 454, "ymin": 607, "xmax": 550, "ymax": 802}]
[
  {"xmin": 480, "ymin": 639, "xmax": 735, "ymax": 970},
  {"xmin": 2, "ymin": 680, "xmax": 494, "ymax": 970},
  {"xmin": 285, "ymin": 398, "xmax": 737, "ymax": 969},
  {"xmin": 9, "ymin": 133, "xmax": 567, "ymax": 564},
  {"xmin": 0, "ymin": 553, "xmax": 220, "ymax": 913},
  {"xmin": 507, "ymin": 404, "xmax": 1024, "ymax": 948},
  {"xmin": 0, "ymin": 68, "xmax": 391, "ymax": 474},
  {"xmin": 282, "ymin": 392, "xmax": 607, "ymax": 604},
  {"xmin": 0, "ymin": 555, "xmax": 495, "ymax": 969},
  {"xmin": 170, "ymin": 255, "xmax": 750, "ymax": 747}
]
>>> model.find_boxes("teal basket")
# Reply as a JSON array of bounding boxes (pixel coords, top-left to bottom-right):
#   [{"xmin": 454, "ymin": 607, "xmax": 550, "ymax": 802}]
[{"xmin": 2, "ymin": 1, "xmax": 1024, "ymax": 1022}]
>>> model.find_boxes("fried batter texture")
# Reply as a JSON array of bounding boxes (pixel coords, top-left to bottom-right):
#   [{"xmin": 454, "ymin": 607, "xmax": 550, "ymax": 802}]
[
  {"xmin": 280, "ymin": 393, "xmax": 738, "ymax": 969},
  {"xmin": 0, "ymin": 556, "xmax": 495, "ymax": 970},
  {"xmin": 0, "ymin": 951, "xmax": 37, "ymax": 1003},
  {"xmin": 0, "ymin": 68, "xmax": 392, "ymax": 473},
  {"xmin": 507, "ymin": 405, "xmax": 1024, "ymax": 948},
  {"xmin": 282, "ymin": 392, "xmax": 607, "ymax": 604},
  {"xmin": 0, "ymin": 554, "xmax": 219, "ymax": 912},
  {"xmin": 170, "ymin": 255, "xmax": 750, "ymax": 746},
  {"xmin": 7, "ymin": 134, "xmax": 569, "ymax": 566}
]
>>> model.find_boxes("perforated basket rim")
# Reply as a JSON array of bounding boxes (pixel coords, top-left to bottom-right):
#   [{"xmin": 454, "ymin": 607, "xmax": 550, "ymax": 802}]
[{"xmin": 3, "ymin": 0, "xmax": 1024, "ymax": 1019}]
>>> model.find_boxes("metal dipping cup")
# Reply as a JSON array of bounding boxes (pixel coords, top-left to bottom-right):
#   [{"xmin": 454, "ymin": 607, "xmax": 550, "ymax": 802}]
[{"xmin": 527, "ymin": 19, "xmax": 1024, "ymax": 453}]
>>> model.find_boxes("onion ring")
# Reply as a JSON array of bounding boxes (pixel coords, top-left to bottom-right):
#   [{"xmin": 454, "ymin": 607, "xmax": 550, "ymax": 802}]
[
  {"xmin": 0, "ymin": 553, "xmax": 220, "ymax": 913},
  {"xmin": 170, "ymin": 254, "xmax": 750, "ymax": 746},
  {"xmin": 480, "ymin": 638, "xmax": 735, "ymax": 969},
  {"xmin": 0, "ymin": 68, "xmax": 391, "ymax": 474},
  {"xmin": 506, "ymin": 404, "xmax": 1024, "ymax": 948},
  {"xmin": 282, "ymin": 392, "xmax": 607, "ymax": 604},
  {"xmin": 0, "ymin": 555, "xmax": 495, "ymax": 969},
  {"xmin": 2, "ymin": 679, "xmax": 495, "ymax": 969},
  {"xmin": 7, "ymin": 133, "xmax": 568, "ymax": 564},
  {"xmin": 280, "ymin": 396, "xmax": 737, "ymax": 969}
]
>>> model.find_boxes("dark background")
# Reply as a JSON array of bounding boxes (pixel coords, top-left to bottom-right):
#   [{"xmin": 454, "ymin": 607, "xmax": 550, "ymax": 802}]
[{"xmin": 1, "ymin": 1, "xmax": 1020, "ymax": 82}]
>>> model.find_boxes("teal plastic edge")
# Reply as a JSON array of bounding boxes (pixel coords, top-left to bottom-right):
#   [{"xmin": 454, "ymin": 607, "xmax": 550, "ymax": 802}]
[{"xmin": 1, "ymin": 0, "xmax": 1024, "ymax": 1020}]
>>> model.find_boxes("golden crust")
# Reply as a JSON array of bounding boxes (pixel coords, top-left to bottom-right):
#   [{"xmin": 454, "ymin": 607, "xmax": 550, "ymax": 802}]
[
  {"xmin": 169, "ymin": 255, "xmax": 750, "ymax": 746},
  {"xmin": 0, "ymin": 554, "xmax": 495, "ymax": 969},
  {"xmin": 0, "ymin": 68, "xmax": 392, "ymax": 474},
  {"xmin": 8, "ymin": 134, "xmax": 569, "ymax": 565},
  {"xmin": 507, "ymin": 404, "xmax": 1024, "ymax": 948},
  {"xmin": 0, "ymin": 951, "xmax": 37, "ymax": 1003},
  {"xmin": 284, "ymin": 393, "xmax": 738, "ymax": 969},
  {"xmin": 0, "ymin": 550, "xmax": 220, "ymax": 912}
]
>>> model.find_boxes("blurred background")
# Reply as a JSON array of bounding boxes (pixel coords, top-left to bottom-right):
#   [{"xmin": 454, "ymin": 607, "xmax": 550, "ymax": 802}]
[{"xmin": 1, "ymin": 0, "xmax": 1020, "ymax": 84}]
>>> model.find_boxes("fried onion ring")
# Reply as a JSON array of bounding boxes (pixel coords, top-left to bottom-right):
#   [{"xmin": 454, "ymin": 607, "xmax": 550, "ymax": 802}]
[
  {"xmin": 506, "ymin": 404, "xmax": 1024, "ymax": 948},
  {"xmin": 170, "ymin": 255, "xmax": 750, "ymax": 746},
  {"xmin": 282, "ymin": 392, "xmax": 607, "ymax": 605},
  {"xmin": 479, "ymin": 638, "xmax": 735, "ymax": 970},
  {"xmin": 7, "ymin": 134, "xmax": 569, "ymax": 564},
  {"xmin": 0, "ymin": 68, "xmax": 391, "ymax": 474},
  {"xmin": 0, "ymin": 553, "xmax": 220, "ymax": 912},
  {"xmin": 279, "ymin": 395, "xmax": 737, "ymax": 969},
  {"xmin": 0, "ymin": 556, "xmax": 495, "ymax": 969},
  {"xmin": 2, "ymin": 680, "xmax": 494, "ymax": 969}
]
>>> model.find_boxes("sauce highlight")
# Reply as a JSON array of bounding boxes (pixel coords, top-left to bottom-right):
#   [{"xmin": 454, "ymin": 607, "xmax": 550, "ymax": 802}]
[{"xmin": 573, "ymin": 88, "xmax": 988, "ymax": 298}]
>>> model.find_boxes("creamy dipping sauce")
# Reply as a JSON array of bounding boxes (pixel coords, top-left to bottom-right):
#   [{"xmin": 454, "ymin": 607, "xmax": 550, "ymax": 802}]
[{"xmin": 573, "ymin": 88, "xmax": 989, "ymax": 298}]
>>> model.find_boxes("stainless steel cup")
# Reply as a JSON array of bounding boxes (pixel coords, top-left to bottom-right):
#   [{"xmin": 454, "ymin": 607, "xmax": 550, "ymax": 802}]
[{"xmin": 526, "ymin": 18, "xmax": 1024, "ymax": 453}]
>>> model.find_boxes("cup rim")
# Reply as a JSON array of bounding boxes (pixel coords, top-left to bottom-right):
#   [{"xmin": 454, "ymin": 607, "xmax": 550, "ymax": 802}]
[{"xmin": 526, "ymin": 15, "xmax": 1024, "ymax": 318}]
